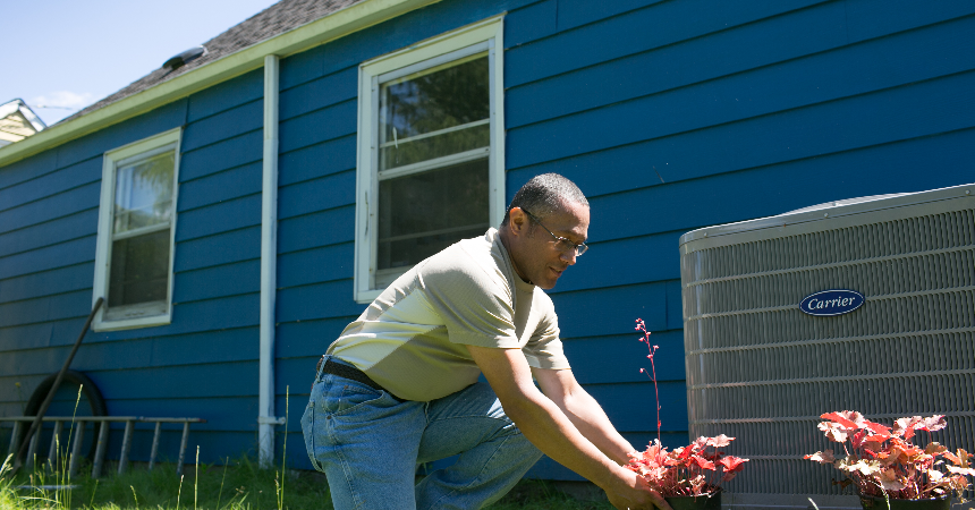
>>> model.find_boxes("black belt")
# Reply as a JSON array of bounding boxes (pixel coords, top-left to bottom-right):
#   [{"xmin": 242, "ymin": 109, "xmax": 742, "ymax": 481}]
[{"xmin": 318, "ymin": 357, "xmax": 403, "ymax": 401}]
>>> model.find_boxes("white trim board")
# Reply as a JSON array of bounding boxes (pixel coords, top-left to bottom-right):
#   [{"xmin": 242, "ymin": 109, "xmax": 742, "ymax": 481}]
[
  {"xmin": 92, "ymin": 128, "xmax": 182, "ymax": 332},
  {"xmin": 353, "ymin": 16, "xmax": 504, "ymax": 303}
]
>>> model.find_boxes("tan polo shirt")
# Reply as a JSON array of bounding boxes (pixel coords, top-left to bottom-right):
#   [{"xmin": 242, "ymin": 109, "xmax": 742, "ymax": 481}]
[{"xmin": 326, "ymin": 228, "xmax": 571, "ymax": 401}]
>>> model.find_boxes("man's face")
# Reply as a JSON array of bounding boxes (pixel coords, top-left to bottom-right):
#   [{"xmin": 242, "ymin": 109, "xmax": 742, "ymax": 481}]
[{"xmin": 508, "ymin": 201, "xmax": 589, "ymax": 290}]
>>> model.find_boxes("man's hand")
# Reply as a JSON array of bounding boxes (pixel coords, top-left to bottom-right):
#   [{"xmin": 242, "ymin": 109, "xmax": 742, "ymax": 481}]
[
  {"xmin": 603, "ymin": 468, "xmax": 672, "ymax": 510},
  {"xmin": 466, "ymin": 345, "xmax": 672, "ymax": 510}
]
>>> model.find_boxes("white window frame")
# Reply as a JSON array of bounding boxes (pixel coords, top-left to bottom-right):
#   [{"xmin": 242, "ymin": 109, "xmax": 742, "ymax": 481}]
[
  {"xmin": 92, "ymin": 128, "xmax": 182, "ymax": 331},
  {"xmin": 354, "ymin": 16, "xmax": 506, "ymax": 303}
]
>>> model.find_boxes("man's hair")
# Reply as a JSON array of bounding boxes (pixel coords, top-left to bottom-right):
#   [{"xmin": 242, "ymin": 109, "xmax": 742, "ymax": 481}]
[{"xmin": 502, "ymin": 173, "xmax": 589, "ymax": 226}]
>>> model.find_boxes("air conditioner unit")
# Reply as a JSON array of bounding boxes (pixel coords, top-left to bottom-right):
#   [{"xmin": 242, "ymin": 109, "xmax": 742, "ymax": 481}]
[{"xmin": 679, "ymin": 183, "xmax": 975, "ymax": 509}]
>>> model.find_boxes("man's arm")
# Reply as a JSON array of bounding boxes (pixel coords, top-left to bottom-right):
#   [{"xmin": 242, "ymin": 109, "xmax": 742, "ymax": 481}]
[
  {"xmin": 532, "ymin": 366, "xmax": 637, "ymax": 465},
  {"xmin": 466, "ymin": 345, "xmax": 671, "ymax": 510}
]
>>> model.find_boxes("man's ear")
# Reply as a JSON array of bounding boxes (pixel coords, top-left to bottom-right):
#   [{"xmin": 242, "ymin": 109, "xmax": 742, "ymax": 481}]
[{"xmin": 507, "ymin": 207, "xmax": 529, "ymax": 236}]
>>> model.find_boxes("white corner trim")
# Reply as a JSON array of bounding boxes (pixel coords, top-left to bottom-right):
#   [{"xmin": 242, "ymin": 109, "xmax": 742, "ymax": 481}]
[{"xmin": 0, "ymin": 0, "xmax": 444, "ymax": 169}]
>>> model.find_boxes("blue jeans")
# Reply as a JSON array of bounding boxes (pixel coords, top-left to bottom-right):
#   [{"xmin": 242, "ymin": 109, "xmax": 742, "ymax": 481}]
[{"xmin": 301, "ymin": 357, "xmax": 543, "ymax": 509}]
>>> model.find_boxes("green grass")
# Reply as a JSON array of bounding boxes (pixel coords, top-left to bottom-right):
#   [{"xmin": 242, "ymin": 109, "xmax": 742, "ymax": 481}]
[
  {"xmin": 1, "ymin": 454, "xmax": 612, "ymax": 510},
  {"xmin": 1, "ymin": 386, "xmax": 612, "ymax": 509},
  {"xmin": 1, "ymin": 453, "xmax": 329, "ymax": 510}
]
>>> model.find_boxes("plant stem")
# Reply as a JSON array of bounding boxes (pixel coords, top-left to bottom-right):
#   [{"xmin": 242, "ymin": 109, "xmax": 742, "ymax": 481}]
[
  {"xmin": 216, "ymin": 456, "xmax": 228, "ymax": 510},
  {"xmin": 277, "ymin": 385, "xmax": 289, "ymax": 510},
  {"xmin": 195, "ymin": 446, "xmax": 200, "ymax": 510},
  {"xmin": 636, "ymin": 319, "xmax": 661, "ymax": 442},
  {"xmin": 176, "ymin": 474, "xmax": 184, "ymax": 510}
]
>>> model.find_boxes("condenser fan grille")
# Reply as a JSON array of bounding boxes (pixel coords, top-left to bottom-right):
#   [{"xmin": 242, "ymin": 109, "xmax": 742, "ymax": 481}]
[{"xmin": 679, "ymin": 185, "xmax": 975, "ymax": 501}]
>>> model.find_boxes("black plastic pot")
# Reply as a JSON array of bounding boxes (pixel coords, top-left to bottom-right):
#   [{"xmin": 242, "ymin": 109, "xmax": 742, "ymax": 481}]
[
  {"xmin": 858, "ymin": 494, "xmax": 951, "ymax": 510},
  {"xmin": 665, "ymin": 492, "xmax": 721, "ymax": 510}
]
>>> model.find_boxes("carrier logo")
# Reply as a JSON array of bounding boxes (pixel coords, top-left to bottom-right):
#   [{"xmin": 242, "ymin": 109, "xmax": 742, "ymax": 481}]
[{"xmin": 800, "ymin": 289, "xmax": 864, "ymax": 316}]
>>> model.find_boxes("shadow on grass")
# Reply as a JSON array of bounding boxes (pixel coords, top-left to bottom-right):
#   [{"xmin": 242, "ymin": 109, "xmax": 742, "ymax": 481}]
[{"xmin": 486, "ymin": 479, "xmax": 614, "ymax": 510}]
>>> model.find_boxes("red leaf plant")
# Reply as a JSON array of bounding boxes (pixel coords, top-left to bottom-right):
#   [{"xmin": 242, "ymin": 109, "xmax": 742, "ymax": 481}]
[
  {"xmin": 627, "ymin": 434, "xmax": 749, "ymax": 497},
  {"xmin": 624, "ymin": 319, "xmax": 749, "ymax": 497},
  {"xmin": 805, "ymin": 410, "xmax": 975, "ymax": 502}
]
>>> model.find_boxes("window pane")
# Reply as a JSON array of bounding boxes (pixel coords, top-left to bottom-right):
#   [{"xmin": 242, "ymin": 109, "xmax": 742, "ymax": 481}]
[
  {"xmin": 380, "ymin": 55, "xmax": 489, "ymax": 170},
  {"xmin": 114, "ymin": 151, "xmax": 174, "ymax": 234},
  {"xmin": 108, "ymin": 229, "xmax": 171, "ymax": 307},
  {"xmin": 380, "ymin": 122, "xmax": 489, "ymax": 169},
  {"xmin": 377, "ymin": 158, "xmax": 489, "ymax": 271}
]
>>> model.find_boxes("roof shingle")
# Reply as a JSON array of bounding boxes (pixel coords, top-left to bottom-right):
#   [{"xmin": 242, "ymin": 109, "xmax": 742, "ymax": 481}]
[{"xmin": 65, "ymin": 0, "xmax": 362, "ymax": 123}]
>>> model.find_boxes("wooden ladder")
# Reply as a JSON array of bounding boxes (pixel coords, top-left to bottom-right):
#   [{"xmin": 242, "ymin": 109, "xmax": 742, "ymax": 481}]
[{"xmin": 3, "ymin": 416, "xmax": 205, "ymax": 478}]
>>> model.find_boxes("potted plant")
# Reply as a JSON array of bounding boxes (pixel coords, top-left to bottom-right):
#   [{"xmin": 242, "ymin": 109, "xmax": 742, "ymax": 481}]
[
  {"xmin": 627, "ymin": 434, "xmax": 748, "ymax": 509},
  {"xmin": 805, "ymin": 410, "xmax": 975, "ymax": 510},
  {"xmin": 624, "ymin": 320, "xmax": 748, "ymax": 509}
]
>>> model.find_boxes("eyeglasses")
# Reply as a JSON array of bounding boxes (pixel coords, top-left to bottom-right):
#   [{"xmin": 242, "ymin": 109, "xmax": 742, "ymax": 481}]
[{"xmin": 523, "ymin": 209, "xmax": 589, "ymax": 256}]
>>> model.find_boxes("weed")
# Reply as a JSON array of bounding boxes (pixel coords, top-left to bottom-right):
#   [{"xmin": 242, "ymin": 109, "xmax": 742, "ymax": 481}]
[
  {"xmin": 176, "ymin": 474, "xmax": 183, "ymax": 510},
  {"xmin": 194, "ymin": 447, "xmax": 199, "ymax": 510},
  {"xmin": 276, "ymin": 386, "xmax": 290, "ymax": 510},
  {"xmin": 215, "ymin": 456, "xmax": 228, "ymax": 509}
]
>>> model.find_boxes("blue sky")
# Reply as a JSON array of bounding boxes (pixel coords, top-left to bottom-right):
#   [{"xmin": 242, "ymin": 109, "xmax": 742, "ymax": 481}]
[{"xmin": 3, "ymin": 0, "xmax": 281, "ymax": 126}]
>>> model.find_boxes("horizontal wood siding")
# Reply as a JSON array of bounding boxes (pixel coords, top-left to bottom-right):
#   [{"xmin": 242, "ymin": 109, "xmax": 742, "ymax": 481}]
[
  {"xmin": 271, "ymin": 0, "xmax": 539, "ymax": 473},
  {"xmin": 0, "ymin": 68, "xmax": 265, "ymax": 465},
  {"xmin": 501, "ymin": 0, "xmax": 975, "ymax": 480},
  {"xmin": 4, "ymin": 0, "xmax": 974, "ymax": 484}
]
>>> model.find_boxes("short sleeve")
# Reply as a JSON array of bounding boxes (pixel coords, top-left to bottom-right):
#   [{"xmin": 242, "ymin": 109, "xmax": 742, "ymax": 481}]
[
  {"xmin": 523, "ymin": 295, "xmax": 572, "ymax": 370},
  {"xmin": 420, "ymin": 244, "xmax": 523, "ymax": 349}
]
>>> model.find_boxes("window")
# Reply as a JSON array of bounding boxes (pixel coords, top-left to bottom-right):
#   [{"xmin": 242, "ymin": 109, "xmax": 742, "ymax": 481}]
[
  {"xmin": 354, "ymin": 17, "xmax": 505, "ymax": 302},
  {"xmin": 93, "ymin": 129, "xmax": 181, "ymax": 331}
]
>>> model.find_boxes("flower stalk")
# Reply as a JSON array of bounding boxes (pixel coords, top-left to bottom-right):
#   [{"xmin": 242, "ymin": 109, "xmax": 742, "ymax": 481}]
[
  {"xmin": 635, "ymin": 319, "xmax": 661, "ymax": 443},
  {"xmin": 627, "ymin": 319, "xmax": 748, "ymax": 497}
]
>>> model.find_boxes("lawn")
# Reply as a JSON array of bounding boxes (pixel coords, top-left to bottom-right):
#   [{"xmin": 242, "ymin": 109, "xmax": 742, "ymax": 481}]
[{"xmin": 1, "ymin": 454, "xmax": 614, "ymax": 510}]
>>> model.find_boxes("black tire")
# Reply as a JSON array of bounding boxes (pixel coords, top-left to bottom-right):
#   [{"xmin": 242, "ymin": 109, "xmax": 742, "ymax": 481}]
[{"xmin": 22, "ymin": 370, "xmax": 107, "ymax": 462}]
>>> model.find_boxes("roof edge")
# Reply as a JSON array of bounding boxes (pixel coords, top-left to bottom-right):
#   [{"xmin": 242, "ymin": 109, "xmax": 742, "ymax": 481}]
[
  {"xmin": 0, "ymin": 0, "xmax": 441, "ymax": 168},
  {"xmin": 0, "ymin": 98, "xmax": 47, "ymax": 132}
]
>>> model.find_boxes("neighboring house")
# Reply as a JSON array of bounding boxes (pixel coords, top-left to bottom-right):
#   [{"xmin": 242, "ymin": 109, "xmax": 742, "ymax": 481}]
[
  {"xmin": 1, "ymin": 0, "xmax": 974, "ymax": 484},
  {"xmin": 0, "ymin": 99, "xmax": 46, "ymax": 147}
]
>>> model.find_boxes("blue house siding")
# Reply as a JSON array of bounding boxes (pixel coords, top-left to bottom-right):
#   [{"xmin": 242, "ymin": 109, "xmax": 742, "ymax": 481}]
[
  {"xmin": 4, "ymin": 0, "xmax": 975, "ymax": 485},
  {"xmin": 0, "ymin": 68, "xmax": 271, "ymax": 462},
  {"xmin": 0, "ymin": 100, "xmax": 181, "ymax": 442},
  {"xmin": 268, "ymin": 0, "xmax": 553, "ymax": 472},
  {"xmin": 500, "ymin": 0, "xmax": 975, "ymax": 479},
  {"xmin": 81, "ymin": 63, "xmax": 268, "ymax": 460}
]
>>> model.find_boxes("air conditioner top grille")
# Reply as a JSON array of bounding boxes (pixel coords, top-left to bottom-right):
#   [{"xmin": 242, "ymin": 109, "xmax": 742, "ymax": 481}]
[
  {"xmin": 686, "ymin": 209, "xmax": 975, "ymax": 282},
  {"xmin": 680, "ymin": 183, "xmax": 973, "ymax": 248}
]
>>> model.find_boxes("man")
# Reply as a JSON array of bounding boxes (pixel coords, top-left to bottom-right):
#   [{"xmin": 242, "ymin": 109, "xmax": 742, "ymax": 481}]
[{"xmin": 301, "ymin": 173, "xmax": 669, "ymax": 510}]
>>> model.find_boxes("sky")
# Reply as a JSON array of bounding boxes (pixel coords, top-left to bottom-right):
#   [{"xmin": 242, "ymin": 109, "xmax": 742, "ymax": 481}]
[{"xmin": 3, "ymin": 0, "xmax": 282, "ymax": 126}]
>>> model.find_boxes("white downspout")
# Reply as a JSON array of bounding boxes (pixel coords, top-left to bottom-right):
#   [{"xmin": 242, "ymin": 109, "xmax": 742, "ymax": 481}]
[{"xmin": 258, "ymin": 54, "xmax": 282, "ymax": 468}]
